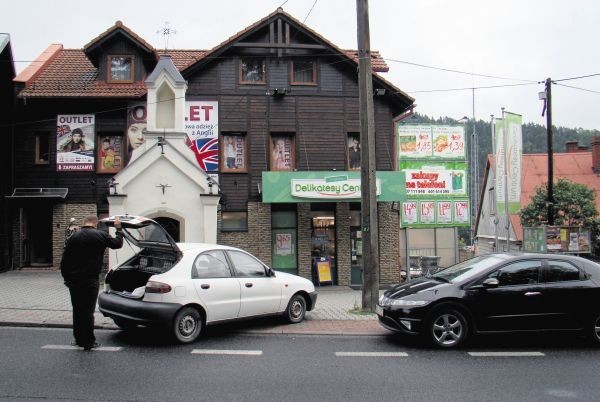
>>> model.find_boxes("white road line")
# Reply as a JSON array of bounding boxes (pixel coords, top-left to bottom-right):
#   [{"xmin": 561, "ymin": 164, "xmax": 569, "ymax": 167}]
[
  {"xmin": 42, "ymin": 345, "xmax": 122, "ymax": 352},
  {"xmin": 335, "ymin": 352, "xmax": 409, "ymax": 357},
  {"xmin": 191, "ymin": 349, "xmax": 263, "ymax": 356},
  {"xmin": 468, "ymin": 351, "xmax": 545, "ymax": 357}
]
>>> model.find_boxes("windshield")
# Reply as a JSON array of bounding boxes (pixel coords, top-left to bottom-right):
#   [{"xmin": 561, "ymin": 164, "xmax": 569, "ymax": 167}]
[{"xmin": 432, "ymin": 255, "xmax": 507, "ymax": 283}]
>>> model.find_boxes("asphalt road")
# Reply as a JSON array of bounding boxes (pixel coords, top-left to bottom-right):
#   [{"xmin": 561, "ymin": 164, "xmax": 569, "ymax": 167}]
[{"xmin": 1, "ymin": 326, "xmax": 599, "ymax": 401}]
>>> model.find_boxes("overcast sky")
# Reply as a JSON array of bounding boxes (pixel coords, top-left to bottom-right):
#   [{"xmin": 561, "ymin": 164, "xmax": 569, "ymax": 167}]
[{"xmin": 3, "ymin": 0, "xmax": 599, "ymax": 131}]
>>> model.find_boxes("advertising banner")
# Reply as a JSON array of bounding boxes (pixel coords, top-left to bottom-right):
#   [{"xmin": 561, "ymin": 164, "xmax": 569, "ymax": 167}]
[
  {"xmin": 400, "ymin": 161, "xmax": 467, "ymax": 198},
  {"xmin": 185, "ymin": 101, "xmax": 219, "ymax": 172},
  {"xmin": 495, "ymin": 113, "xmax": 522, "ymax": 214},
  {"xmin": 262, "ymin": 171, "xmax": 405, "ymax": 202},
  {"xmin": 97, "ymin": 135, "xmax": 124, "ymax": 173},
  {"xmin": 126, "ymin": 103, "xmax": 147, "ymax": 163},
  {"xmin": 523, "ymin": 226, "xmax": 591, "ymax": 253},
  {"xmin": 401, "ymin": 199, "xmax": 470, "ymax": 227},
  {"xmin": 56, "ymin": 115, "xmax": 95, "ymax": 171},
  {"xmin": 397, "ymin": 124, "xmax": 466, "ymax": 160}
]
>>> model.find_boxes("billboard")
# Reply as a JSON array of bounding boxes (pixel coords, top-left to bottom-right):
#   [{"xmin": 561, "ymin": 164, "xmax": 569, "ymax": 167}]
[
  {"xmin": 185, "ymin": 101, "xmax": 219, "ymax": 172},
  {"xmin": 56, "ymin": 115, "xmax": 95, "ymax": 171},
  {"xmin": 397, "ymin": 125, "xmax": 466, "ymax": 160}
]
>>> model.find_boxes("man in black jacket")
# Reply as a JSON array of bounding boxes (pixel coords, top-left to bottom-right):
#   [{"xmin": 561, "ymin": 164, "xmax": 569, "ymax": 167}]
[{"xmin": 60, "ymin": 215, "xmax": 123, "ymax": 350}]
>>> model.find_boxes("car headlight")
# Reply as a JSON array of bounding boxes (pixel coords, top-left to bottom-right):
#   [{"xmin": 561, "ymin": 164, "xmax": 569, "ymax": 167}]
[{"xmin": 388, "ymin": 299, "xmax": 430, "ymax": 307}]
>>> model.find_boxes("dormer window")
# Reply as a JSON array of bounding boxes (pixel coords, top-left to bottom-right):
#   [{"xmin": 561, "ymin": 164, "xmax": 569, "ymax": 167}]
[
  {"xmin": 108, "ymin": 55, "xmax": 134, "ymax": 83},
  {"xmin": 240, "ymin": 58, "xmax": 266, "ymax": 84}
]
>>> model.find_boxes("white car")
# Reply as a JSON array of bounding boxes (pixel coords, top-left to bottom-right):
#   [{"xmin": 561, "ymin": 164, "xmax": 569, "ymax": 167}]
[{"xmin": 98, "ymin": 215, "xmax": 317, "ymax": 343}]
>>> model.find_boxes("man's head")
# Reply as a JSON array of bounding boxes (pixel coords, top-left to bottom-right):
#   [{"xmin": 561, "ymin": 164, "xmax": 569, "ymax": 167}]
[{"xmin": 82, "ymin": 215, "xmax": 98, "ymax": 228}]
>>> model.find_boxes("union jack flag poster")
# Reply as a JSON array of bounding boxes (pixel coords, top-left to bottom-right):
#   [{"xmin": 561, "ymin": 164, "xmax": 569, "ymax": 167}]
[{"xmin": 188, "ymin": 137, "xmax": 219, "ymax": 172}]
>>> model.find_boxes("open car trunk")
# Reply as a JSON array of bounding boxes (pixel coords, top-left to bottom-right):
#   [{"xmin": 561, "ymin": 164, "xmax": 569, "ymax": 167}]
[{"xmin": 101, "ymin": 215, "xmax": 182, "ymax": 295}]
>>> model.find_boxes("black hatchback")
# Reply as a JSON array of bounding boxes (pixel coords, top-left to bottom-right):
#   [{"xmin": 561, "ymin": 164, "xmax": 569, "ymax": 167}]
[{"xmin": 377, "ymin": 253, "xmax": 600, "ymax": 348}]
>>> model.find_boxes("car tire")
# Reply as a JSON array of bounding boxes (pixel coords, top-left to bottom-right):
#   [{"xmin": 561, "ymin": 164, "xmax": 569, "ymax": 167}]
[
  {"xmin": 172, "ymin": 307, "xmax": 202, "ymax": 344},
  {"xmin": 590, "ymin": 313, "xmax": 600, "ymax": 345},
  {"xmin": 113, "ymin": 318, "xmax": 137, "ymax": 331},
  {"xmin": 426, "ymin": 308, "xmax": 469, "ymax": 348},
  {"xmin": 285, "ymin": 294, "xmax": 307, "ymax": 324}
]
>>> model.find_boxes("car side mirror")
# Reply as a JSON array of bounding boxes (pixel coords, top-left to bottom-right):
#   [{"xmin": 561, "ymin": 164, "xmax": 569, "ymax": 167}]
[
  {"xmin": 482, "ymin": 277, "xmax": 499, "ymax": 288},
  {"xmin": 266, "ymin": 268, "xmax": 276, "ymax": 277}
]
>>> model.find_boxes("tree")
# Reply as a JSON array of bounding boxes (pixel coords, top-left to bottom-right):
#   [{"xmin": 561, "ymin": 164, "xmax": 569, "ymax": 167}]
[{"xmin": 520, "ymin": 178, "xmax": 600, "ymax": 254}]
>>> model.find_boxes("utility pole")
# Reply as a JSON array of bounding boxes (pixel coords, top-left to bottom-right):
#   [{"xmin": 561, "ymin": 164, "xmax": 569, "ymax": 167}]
[
  {"xmin": 545, "ymin": 78, "xmax": 554, "ymax": 225},
  {"xmin": 356, "ymin": 0, "xmax": 379, "ymax": 311}
]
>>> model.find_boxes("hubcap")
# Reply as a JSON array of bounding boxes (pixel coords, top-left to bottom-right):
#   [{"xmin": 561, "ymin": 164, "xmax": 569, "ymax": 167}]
[
  {"xmin": 179, "ymin": 315, "xmax": 197, "ymax": 338},
  {"xmin": 595, "ymin": 317, "xmax": 600, "ymax": 340},
  {"xmin": 290, "ymin": 300, "xmax": 303, "ymax": 319},
  {"xmin": 432, "ymin": 314, "xmax": 463, "ymax": 346}
]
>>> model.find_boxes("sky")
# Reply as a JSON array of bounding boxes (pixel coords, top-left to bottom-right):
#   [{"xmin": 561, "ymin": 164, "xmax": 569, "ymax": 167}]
[{"xmin": 3, "ymin": 0, "xmax": 600, "ymax": 131}]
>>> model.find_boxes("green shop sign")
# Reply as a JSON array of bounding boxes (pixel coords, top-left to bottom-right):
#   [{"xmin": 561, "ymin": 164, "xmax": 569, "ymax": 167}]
[{"xmin": 262, "ymin": 171, "xmax": 406, "ymax": 203}]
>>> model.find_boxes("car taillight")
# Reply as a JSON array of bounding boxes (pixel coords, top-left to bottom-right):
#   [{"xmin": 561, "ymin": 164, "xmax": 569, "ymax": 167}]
[{"xmin": 145, "ymin": 281, "xmax": 172, "ymax": 294}]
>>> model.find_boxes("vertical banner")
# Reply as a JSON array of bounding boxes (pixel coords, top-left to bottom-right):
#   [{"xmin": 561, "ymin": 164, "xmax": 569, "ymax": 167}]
[
  {"xmin": 56, "ymin": 115, "xmax": 95, "ymax": 171},
  {"xmin": 185, "ymin": 101, "xmax": 219, "ymax": 172},
  {"xmin": 126, "ymin": 103, "xmax": 147, "ymax": 162},
  {"xmin": 505, "ymin": 112, "xmax": 523, "ymax": 214},
  {"xmin": 494, "ymin": 118, "xmax": 505, "ymax": 209}
]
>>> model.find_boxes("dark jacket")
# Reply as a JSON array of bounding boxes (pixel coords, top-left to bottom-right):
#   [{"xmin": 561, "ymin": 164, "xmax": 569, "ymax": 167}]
[{"xmin": 60, "ymin": 226, "xmax": 123, "ymax": 282}]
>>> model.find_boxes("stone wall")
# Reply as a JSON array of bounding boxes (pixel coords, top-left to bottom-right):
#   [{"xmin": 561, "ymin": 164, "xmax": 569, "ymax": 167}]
[
  {"xmin": 335, "ymin": 203, "xmax": 351, "ymax": 286},
  {"xmin": 296, "ymin": 203, "xmax": 313, "ymax": 281},
  {"xmin": 378, "ymin": 202, "xmax": 400, "ymax": 284},
  {"xmin": 52, "ymin": 203, "xmax": 97, "ymax": 268}
]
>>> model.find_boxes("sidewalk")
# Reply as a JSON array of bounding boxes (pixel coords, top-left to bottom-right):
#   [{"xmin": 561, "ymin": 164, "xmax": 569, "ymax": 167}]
[{"xmin": 0, "ymin": 270, "xmax": 390, "ymax": 336}]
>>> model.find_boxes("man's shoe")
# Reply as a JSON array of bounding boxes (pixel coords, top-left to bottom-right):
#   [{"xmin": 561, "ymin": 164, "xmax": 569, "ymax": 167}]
[{"xmin": 82, "ymin": 342, "xmax": 101, "ymax": 351}]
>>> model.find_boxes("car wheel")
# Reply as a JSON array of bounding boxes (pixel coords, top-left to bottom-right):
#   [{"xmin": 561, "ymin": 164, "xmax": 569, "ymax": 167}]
[
  {"xmin": 113, "ymin": 318, "xmax": 137, "ymax": 331},
  {"xmin": 285, "ymin": 294, "xmax": 307, "ymax": 324},
  {"xmin": 427, "ymin": 308, "xmax": 468, "ymax": 348},
  {"xmin": 172, "ymin": 307, "xmax": 202, "ymax": 344},
  {"xmin": 590, "ymin": 313, "xmax": 600, "ymax": 345}
]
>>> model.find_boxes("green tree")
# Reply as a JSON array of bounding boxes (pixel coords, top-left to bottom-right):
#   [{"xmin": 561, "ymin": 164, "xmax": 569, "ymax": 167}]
[{"xmin": 519, "ymin": 178, "xmax": 600, "ymax": 253}]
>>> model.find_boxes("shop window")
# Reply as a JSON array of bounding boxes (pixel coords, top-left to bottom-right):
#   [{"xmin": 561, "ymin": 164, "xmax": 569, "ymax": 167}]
[
  {"xmin": 222, "ymin": 211, "xmax": 248, "ymax": 231},
  {"xmin": 347, "ymin": 133, "xmax": 361, "ymax": 170},
  {"xmin": 239, "ymin": 58, "xmax": 266, "ymax": 84},
  {"xmin": 272, "ymin": 209, "xmax": 298, "ymax": 275},
  {"xmin": 269, "ymin": 134, "xmax": 295, "ymax": 171},
  {"xmin": 35, "ymin": 133, "xmax": 49, "ymax": 165},
  {"xmin": 291, "ymin": 60, "xmax": 316, "ymax": 85},
  {"xmin": 108, "ymin": 55, "xmax": 134, "ymax": 83},
  {"xmin": 221, "ymin": 133, "xmax": 248, "ymax": 173}
]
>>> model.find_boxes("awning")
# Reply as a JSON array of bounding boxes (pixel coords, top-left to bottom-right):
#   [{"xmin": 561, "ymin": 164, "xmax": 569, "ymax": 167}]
[{"xmin": 6, "ymin": 188, "xmax": 68, "ymax": 199}]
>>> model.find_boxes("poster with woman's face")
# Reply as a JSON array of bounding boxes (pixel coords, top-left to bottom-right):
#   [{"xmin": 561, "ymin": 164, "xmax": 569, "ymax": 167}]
[
  {"xmin": 97, "ymin": 135, "xmax": 123, "ymax": 173},
  {"xmin": 270, "ymin": 135, "xmax": 293, "ymax": 171},
  {"xmin": 126, "ymin": 104, "xmax": 147, "ymax": 162},
  {"xmin": 221, "ymin": 134, "xmax": 247, "ymax": 172}
]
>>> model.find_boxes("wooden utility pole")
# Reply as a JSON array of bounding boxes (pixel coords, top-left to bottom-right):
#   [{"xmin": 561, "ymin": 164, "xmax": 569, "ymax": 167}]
[
  {"xmin": 545, "ymin": 78, "xmax": 554, "ymax": 225},
  {"xmin": 356, "ymin": 0, "xmax": 379, "ymax": 311}
]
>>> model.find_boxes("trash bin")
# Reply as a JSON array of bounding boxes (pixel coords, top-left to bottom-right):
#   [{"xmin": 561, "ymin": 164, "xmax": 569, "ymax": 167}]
[{"xmin": 420, "ymin": 256, "xmax": 440, "ymax": 276}]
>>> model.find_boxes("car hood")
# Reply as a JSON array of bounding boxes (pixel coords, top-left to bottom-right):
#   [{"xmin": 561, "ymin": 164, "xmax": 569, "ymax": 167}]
[
  {"xmin": 101, "ymin": 215, "xmax": 180, "ymax": 255},
  {"xmin": 384, "ymin": 277, "xmax": 450, "ymax": 300}
]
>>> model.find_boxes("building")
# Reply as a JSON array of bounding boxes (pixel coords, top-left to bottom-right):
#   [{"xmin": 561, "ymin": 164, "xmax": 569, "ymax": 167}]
[
  {"xmin": 8, "ymin": 9, "xmax": 414, "ymax": 285},
  {"xmin": 475, "ymin": 140, "xmax": 600, "ymax": 253}
]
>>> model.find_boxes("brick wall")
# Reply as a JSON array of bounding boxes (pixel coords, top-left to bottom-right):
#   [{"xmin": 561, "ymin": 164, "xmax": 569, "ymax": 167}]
[
  {"xmin": 297, "ymin": 203, "xmax": 313, "ymax": 281},
  {"xmin": 378, "ymin": 202, "xmax": 400, "ymax": 284},
  {"xmin": 52, "ymin": 203, "xmax": 97, "ymax": 268},
  {"xmin": 335, "ymin": 203, "xmax": 351, "ymax": 286}
]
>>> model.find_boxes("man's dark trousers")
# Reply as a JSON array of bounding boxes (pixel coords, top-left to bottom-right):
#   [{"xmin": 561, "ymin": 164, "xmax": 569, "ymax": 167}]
[{"xmin": 67, "ymin": 279, "xmax": 99, "ymax": 347}]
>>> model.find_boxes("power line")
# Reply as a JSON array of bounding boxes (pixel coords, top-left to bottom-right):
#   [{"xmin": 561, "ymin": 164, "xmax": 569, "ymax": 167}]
[
  {"xmin": 555, "ymin": 83, "xmax": 600, "ymax": 94},
  {"xmin": 406, "ymin": 82, "xmax": 537, "ymax": 94},
  {"xmin": 554, "ymin": 73, "xmax": 600, "ymax": 82}
]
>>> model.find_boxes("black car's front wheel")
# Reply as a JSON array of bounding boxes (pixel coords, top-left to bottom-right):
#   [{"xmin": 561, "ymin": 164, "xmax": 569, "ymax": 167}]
[
  {"xmin": 590, "ymin": 313, "xmax": 600, "ymax": 345},
  {"xmin": 426, "ymin": 308, "xmax": 468, "ymax": 348},
  {"xmin": 285, "ymin": 294, "xmax": 307, "ymax": 324},
  {"xmin": 172, "ymin": 307, "xmax": 203, "ymax": 344}
]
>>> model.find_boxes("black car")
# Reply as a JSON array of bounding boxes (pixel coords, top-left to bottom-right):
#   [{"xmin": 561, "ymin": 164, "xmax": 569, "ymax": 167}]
[{"xmin": 377, "ymin": 253, "xmax": 600, "ymax": 348}]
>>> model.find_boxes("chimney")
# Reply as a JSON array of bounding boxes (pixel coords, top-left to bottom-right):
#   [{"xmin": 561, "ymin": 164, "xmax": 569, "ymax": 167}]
[
  {"xmin": 592, "ymin": 137, "xmax": 600, "ymax": 173},
  {"xmin": 565, "ymin": 141, "xmax": 579, "ymax": 153}
]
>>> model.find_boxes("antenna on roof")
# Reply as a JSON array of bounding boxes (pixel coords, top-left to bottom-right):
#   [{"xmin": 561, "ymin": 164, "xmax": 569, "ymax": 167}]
[{"xmin": 157, "ymin": 22, "xmax": 177, "ymax": 51}]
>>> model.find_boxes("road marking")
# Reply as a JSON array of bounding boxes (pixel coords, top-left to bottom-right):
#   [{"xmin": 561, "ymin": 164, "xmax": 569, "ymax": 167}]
[
  {"xmin": 191, "ymin": 349, "xmax": 263, "ymax": 356},
  {"xmin": 42, "ymin": 345, "xmax": 122, "ymax": 352},
  {"xmin": 468, "ymin": 351, "xmax": 545, "ymax": 357},
  {"xmin": 335, "ymin": 352, "xmax": 409, "ymax": 357}
]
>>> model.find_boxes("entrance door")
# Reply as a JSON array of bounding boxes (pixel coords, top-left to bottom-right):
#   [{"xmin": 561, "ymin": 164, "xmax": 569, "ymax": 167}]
[
  {"xmin": 154, "ymin": 217, "xmax": 180, "ymax": 242},
  {"xmin": 22, "ymin": 205, "xmax": 52, "ymax": 267},
  {"xmin": 311, "ymin": 210, "xmax": 336, "ymax": 284}
]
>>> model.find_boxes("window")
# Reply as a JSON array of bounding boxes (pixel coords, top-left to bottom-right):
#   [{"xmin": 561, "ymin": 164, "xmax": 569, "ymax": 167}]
[
  {"xmin": 192, "ymin": 250, "xmax": 232, "ymax": 278},
  {"xmin": 35, "ymin": 133, "xmax": 49, "ymax": 165},
  {"xmin": 347, "ymin": 133, "xmax": 361, "ymax": 170},
  {"xmin": 270, "ymin": 135, "xmax": 295, "ymax": 171},
  {"xmin": 108, "ymin": 55, "xmax": 134, "ymax": 83},
  {"xmin": 488, "ymin": 187, "xmax": 495, "ymax": 216},
  {"xmin": 545, "ymin": 260, "xmax": 581, "ymax": 282},
  {"xmin": 222, "ymin": 211, "xmax": 248, "ymax": 231},
  {"xmin": 97, "ymin": 134, "xmax": 124, "ymax": 173},
  {"xmin": 291, "ymin": 60, "xmax": 316, "ymax": 85},
  {"xmin": 221, "ymin": 133, "xmax": 247, "ymax": 173},
  {"xmin": 227, "ymin": 250, "xmax": 267, "ymax": 277},
  {"xmin": 272, "ymin": 209, "xmax": 298, "ymax": 274},
  {"xmin": 488, "ymin": 260, "xmax": 541, "ymax": 286},
  {"xmin": 240, "ymin": 58, "xmax": 266, "ymax": 84}
]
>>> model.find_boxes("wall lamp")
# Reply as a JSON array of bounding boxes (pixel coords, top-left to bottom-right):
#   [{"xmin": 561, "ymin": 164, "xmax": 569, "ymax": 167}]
[
  {"xmin": 266, "ymin": 87, "xmax": 289, "ymax": 97},
  {"xmin": 374, "ymin": 88, "xmax": 386, "ymax": 96}
]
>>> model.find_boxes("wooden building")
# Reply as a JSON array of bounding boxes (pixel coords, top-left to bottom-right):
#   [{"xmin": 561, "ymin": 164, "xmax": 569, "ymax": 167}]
[{"xmin": 8, "ymin": 9, "xmax": 414, "ymax": 285}]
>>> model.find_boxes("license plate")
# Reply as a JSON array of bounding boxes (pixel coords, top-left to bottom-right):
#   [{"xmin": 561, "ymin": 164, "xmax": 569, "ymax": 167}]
[{"xmin": 375, "ymin": 304, "xmax": 383, "ymax": 316}]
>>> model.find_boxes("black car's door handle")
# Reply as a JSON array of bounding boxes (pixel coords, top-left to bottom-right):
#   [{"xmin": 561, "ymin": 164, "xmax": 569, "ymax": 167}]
[
  {"xmin": 201, "ymin": 284, "xmax": 210, "ymax": 289},
  {"xmin": 524, "ymin": 291, "xmax": 541, "ymax": 296},
  {"xmin": 245, "ymin": 283, "xmax": 253, "ymax": 288}
]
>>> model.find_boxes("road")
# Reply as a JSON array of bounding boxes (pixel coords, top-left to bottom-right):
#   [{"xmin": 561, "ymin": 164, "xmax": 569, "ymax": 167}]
[{"xmin": 1, "ymin": 326, "xmax": 599, "ymax": 401}]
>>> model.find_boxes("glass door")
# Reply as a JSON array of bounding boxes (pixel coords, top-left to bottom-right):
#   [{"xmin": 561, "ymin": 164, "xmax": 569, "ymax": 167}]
[{"xmin": 311, "ymin": 211, "xmax": 336, "ymax": 285}]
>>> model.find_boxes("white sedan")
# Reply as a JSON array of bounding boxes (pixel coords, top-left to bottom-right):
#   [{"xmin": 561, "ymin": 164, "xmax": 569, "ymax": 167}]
[{"xmin": 98, "ymin": 215, "xmax": 317, "ymax": 343}]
